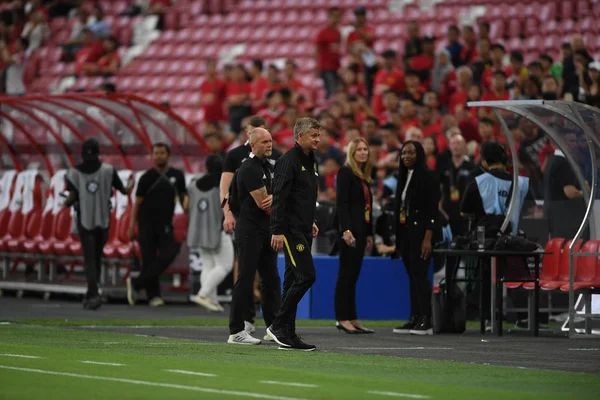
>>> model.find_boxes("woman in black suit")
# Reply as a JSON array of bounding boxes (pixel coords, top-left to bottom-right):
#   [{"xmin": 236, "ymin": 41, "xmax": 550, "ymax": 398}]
[
  {"xmin": 393, "ymin": 140, "xmax": 440, "ymax": 336},
  {"xmin": 334, "ymin": 137, "xmax": 374, "ymax": 334}
]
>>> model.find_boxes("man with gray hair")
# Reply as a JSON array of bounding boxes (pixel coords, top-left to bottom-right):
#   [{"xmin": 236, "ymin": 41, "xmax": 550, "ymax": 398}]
[
  {"xmin": 228, "ymin": 128, "xmax": 281, "ymax": 345},
  {"xmin": 267, "ymin": 117, "xmax": 321, "ymax": 351}
]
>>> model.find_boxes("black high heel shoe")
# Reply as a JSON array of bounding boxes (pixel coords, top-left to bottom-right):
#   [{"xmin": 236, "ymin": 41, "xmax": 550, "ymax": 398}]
[
  {"xmin": 335, "ymin": 321, "xmax": 360, "ymax": 334},
  {"xmin": 353, "ymin": 326, "xmax": 375, "ymax": 334}
]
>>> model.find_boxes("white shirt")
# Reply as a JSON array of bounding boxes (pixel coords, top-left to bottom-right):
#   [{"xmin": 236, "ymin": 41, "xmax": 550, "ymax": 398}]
[{"xmin": 401, "ymin": 169, "xmax": 414, "ymax": 203}]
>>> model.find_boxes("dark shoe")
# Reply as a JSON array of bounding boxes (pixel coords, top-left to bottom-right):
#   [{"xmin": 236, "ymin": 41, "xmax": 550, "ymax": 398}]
[
  {"xmin": 393, "ymin": 316, "xmax": 417, "ymax": 334},
  {"xmin": 410, "ymin": 316, "xmax": 433, "ymax": 336},
  {"xmin": 278, "ymin": 336, "xmax": 316, "ymax": 351},
  {"xmin": 335, "ymin": 321, "xmax": 360, "ymax": 334},
  {"xmin": 354, "ymin": 326, "xmax": 375, "ymax": 334},
  {"xmin": 86, "ymin": 296, "xmax": 102, "ymax": 311},
  {"xmin": 266, "ymin": 325, "xmax": 293, "ymax": 348}
]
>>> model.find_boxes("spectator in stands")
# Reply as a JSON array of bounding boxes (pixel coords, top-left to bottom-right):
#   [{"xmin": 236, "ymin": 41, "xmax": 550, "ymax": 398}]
[
  {"xmin": 423, "ymin": 135, "xmax": 438, "ymax": 171},
  {"xmin": 404, "ymin": 70, "xmax": 425, "ymax": 105},
  {"xmin": 334, "ymin": 137, "xmax": 374, "ymax": 334},
  {"xmin": 318, "ymin": 157, "xmax": 338, "ymax": 201},
  {"xmin": 64, "ymin": 139, "xmax": 133, "ymax": 310},
  {"xmin": 315, "ymin": 7, "xmax": 342, "ymax": 98},
  {"xmin": 61, "ymin": 8, "xmax": 89, "ymax": 61},
  {"xmin": 372, "ymin": 49, "xmax": 405, "ymax": 117},
  {"xmin": 282, "ymin": 60, "xmax": 304, "ymax": 97},
  {"xmin": 127, "ymin": 143, "xmax": 188, "ymax": 307},
  {"xmin": 509, "ymin": 51, "xmax": 527, "ymax": 89},
  {"xmin": 200, "ymin": 59, "xmax": 226, "ymax": 125},
  {"xmin": 258, "ymin": 90, "xmax": 285, "ymax": 132},
  {"xmin": 20, "ymin": 8, "xmax": 47, "ymax": 52},
  {"xmin": 482, "ymin": 44, "xmax": 511, "ymax": 91},
  {"xmin": 445, "ymin": 25, "xmax": 463, "ymax": 67},
  {"xmin": 579, "ymin": 61, "xmax": 600, "ymax": 108},
  {"xmin": 87, "ymin": 4, "xmax": 110, "ymax": 39},
  {"xmin": 418, "ymin": 105, "xmax": 447, "ymax": 153},
  {"xmin": 149, "ymin": 0, "xmax": 172, "ymax": 30},
  {"xmin": 273, "ymin": 106, "xmax": 298, "ymax": 150},
  {"xmin": 410, "ymin": 35, "xmax": 435, "ymax": 88},
  {"xmin": 460, "ymin": 25, "xmax": 477, "ymax": 65},
  {"xmin": 342, "ymin": 63, "xmax": 367, "ymax": 99},
  {"xmin": 378, "ymin": 90, "xmax": 400, "ymax": 125},
  {"xmin": 404, "ymin": 21, "xmax": 421, "ymax": 67},
  {"xmin": 82, "ymin": 36, "xmax": 120, "ymax": 77},
  {"xmin": 431, "ymin": 49, "xmax": 453, "ymax": 94},
  {"xmin": 0, "ymin": 37, "xmax": 28, "ymax": 96},
  {"xmin": 377, "ymin": 123, "xmax": 401, "ymax": 174},
  {"xmin": 346, "ymin": 7, "xmax": 377, "ymax": 101},
  {"xmin": 361, "ymin": 116, "xmax": 379, "ymax": 141},
  {"xmin": 517, "ymin": 117, "xmax": 546, "ymax": 199},
  {"xmin": 399, "ymin": 97, "xmax": 419, "ymax": 134},
  {"xmin": 439, "ymin": 135, "xmax": 474, "ymax": 236},
  {"xmin": 74, "ymin": 28, "xmax": 102, "ymax": 75},
  {"xmin": 393, "ymin": 140, "xmax": 440, "ymax": 335},
  {"xmin": 471, "ymin": 38, "xmax": 492, "ymax": 85},
  {"xmin": 314, "ymin": 127, "xmax": 344, "ymax": 167},
  {"xmin": 480, "ymin": 71, "xmax": 509, "ymax": 110},
  {"xmin": 188, "ymin": 154, "xmax": 233, "ymax": 313},
  {"xmin": 249, "ymin": 59, "xmax": 268, "ymax": 110},
  {"xmin": 225, "ymin": 63, "xmax": 252, "ymax": 135},
  {"xmin": 541, "ymin": 75, "xmax": 560, "ymax": 100}
]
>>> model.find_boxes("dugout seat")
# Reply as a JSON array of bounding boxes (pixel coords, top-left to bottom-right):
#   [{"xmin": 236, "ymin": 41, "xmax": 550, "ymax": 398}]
[
  {"xmin": 522, "ymin": 238, "xmax": 565, "ymax": 290},
  {"xmin": 560, "ymin": 240, "xmax": 600, "ymax": 291}
]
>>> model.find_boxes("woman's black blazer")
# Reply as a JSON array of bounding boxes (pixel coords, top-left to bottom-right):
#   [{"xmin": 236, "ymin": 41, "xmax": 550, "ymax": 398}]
[
  {"xmin": 336, "ymin": 165, "xmax": 373, "ymax": 238},
  {"xmin": 394, "ymin": 166, "xmax": 441, "ymax": 246}
]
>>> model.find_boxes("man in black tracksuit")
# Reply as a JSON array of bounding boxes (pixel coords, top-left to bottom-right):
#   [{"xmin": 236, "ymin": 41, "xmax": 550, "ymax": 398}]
[
  {"xmin": 267, "ymin": 117, "xmax": 322, "ymax": 351},
  {"xmin": 228, "ymin": 128, "xmax": 281, "ymax": 345}
]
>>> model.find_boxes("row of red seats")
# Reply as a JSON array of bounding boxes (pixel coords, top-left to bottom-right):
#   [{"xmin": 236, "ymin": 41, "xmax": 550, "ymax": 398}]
[{"xmin": 506, "ymin": 238, "xmax": 600, "ymax": 292}]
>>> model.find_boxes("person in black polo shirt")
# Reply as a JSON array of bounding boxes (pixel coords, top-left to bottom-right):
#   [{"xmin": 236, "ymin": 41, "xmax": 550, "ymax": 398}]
[
  {"xmin": 228, "ymin": 128, "xmax": 281, "ymax": 345},
  {"xmin": 220, "ymin": 115, "xmax": 282, "ymax": 335},
  {"xmin": 126, "ymin": 143, "xmax": 188, "ymax": 307}
]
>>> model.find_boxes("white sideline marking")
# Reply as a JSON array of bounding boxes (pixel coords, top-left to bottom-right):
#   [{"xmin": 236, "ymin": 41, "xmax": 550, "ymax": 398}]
[
  {"xmin": 165, "ymin": 369, "xmax": 217, "ymax": 377},
  {"xmin": 79, "ymin": 361, "xmax": 125, "ymax": 366},
  {"xmin": 260, "ymin": 380, "xmax": 318, "ymax": 388},
  {"xmin": 0, "ymin": 365, "xmax": 306, "ymax": 400},
  {"xmin": 569, "ymin": 348, "xmax": 600, "ymax": 351},
  {"xmin": 341, "ymin": 347, "xmax": 453, "ymax": 351},
  {"xmin": 0, "ymin": 322, "xmax": 11, "ymax": 325},
  {"xmin": 367, "ymin": 391, "xmax": 431, "ymax": 399},
  {"xmin": 0, "ymin": 354, "xmax": 42, "ymax": 359}
]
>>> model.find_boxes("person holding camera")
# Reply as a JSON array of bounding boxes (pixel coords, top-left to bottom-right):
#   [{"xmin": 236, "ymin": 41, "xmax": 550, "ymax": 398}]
[{"xmin": 334, "ymin": 137, "xmax": 374, "ymax": 334}]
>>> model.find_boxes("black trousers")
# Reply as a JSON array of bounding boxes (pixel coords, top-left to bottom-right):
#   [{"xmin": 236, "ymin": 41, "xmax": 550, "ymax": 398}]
[
  {"xmin": 272, "ymin": 229, "xmax": 316, "ymax": 331},
  {"xmin": 398, "ymin": 231, "xmax": 432, "ymax": 317},
  {"xmin": 229, "ymin": 228, "xmax": 281, "ymax": 334},
  {"xmin": 334, "ymin": 235, "xmax": 366, "ymax": 321},
  {"xmin": 232, "ymin": 231, "xmax": 256, "ymax": 324},
  {"xmin": 78, "ymin": 226, "xmax": 108, "ymax": 298},
  {"xmin": 133, "ymin": 222, "xmax": 180, "ymax": 299}
]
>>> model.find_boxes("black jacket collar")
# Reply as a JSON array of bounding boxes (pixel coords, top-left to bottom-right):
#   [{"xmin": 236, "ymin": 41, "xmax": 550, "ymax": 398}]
[{"xmin": 293, "ymin": 143, "xmax": 315, "ymax": 165}]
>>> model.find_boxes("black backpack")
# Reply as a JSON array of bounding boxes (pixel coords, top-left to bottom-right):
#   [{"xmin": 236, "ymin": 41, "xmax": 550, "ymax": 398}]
[{"xmin": 227, "ymin": 169, "xmax": 241, "ymax": 217}]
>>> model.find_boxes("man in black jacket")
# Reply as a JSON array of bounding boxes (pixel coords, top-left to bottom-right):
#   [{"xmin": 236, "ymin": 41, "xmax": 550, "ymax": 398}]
[{"xmin": 267, "ymin": 117, "xmax": 321, "ymax": 351}]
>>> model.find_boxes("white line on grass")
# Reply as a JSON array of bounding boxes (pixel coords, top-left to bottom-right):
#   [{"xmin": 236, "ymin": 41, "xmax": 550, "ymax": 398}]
[
  {"xmin": 79, "ymin": 361, "xmax": 126, "ymax": 366},
  {"xmin": 0, "ymin": 365, "xmax": 306, "ymax": 400},
  {"xmin": 260, "ymin": 381, "xmax": 318, "ymax": 388},
  {"xmin": 367, "ymin": 390, "xmax": 431, "ymax": 399},
  {"xmin": 165, "ymin": 369, "xmax": 217, "ymax": 377},
  {"xmin": 568, "ymin": 348, "xmax": 600, "ymax": 351},
  {"xmin": 0, "ymin": 354, "xmax": 42, "ymax": 359},
  {"xmin": 341, "ymin": 347, "xmax": 453, "ymax": 351}
]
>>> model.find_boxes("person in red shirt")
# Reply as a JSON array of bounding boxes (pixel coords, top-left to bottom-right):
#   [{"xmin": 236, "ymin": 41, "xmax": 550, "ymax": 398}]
[
  {"xmin": 423, "ymin": 136, "xmax": 438, "ymax": 171},
  {"xmin": 283, "ymin": 60, "xmax": 305, "ymax": 98},
  {"xmin": 481, "ymin": 44, "xmax": 512, "ymax": 91},
  {"xmin": 342, "ymin": 63, "xmax": 367, "ymax": 98},
  {"xmin": 273, "ymin": 106, "xmax": 298, "ymax": 151},
  {"xmin": 418, "ymin": 106, "xmax": 447, "ymax": 153},
  {"xmin": 480, "ymin": 70, "xmax": 510, "ymax": 117},
  {"xmin": 399, "ymin": 97, "xmax": 419, "ymax": 138},
  {"xmin": 249, "ymin": 59, "xmax": 269, "ymax": 110},
  {"xmin": 409, "ymin": 35, "xmax": 436, "ymax": 89},
  {"xmin": 82, "ymin": 35, "xmax": 120, "ymax": 76},
  {"xmin": 372, "ymin": 49, "xmax": 405, "ymax": 116},
  {"xmin": 459, "ymin": 25, "xmax": 478, "ymax": 65},
  {"xmin": 448, "ymin": 66, "xmax": 473, "ymax": 115},
  {"xmin": 346, "ymin": 7, "xmax": 377, "ymax": 100},
  {"xmin": 472, "ymin": 117, "xmax": 506, "ymax": 163},
  {"xmin": 258, "ymin": 90, "xmax": 285, "ymax": 132},
  {"xmin": 74, "ymin": 29, "xmax": 103, "ymax": 75},
  {"xmin": 315, "ymin": 7, "xmax": 342, "ymax": 98},
  {"xmin": 200, "ymin": 59, "xmax": 226, "ymax": 123},
  {"xmin": 378, "ymin": 90, "xmax": 400, "ymax": 126},
  {"xmin": 225, "ymin": 64, "xmax": 252, "ymax": 135}
]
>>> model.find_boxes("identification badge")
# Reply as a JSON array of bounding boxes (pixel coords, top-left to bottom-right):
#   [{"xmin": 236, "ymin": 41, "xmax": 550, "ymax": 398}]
[
  {"xmin": 450, "ymin": 186, "xmax": 460, "ymax": 202},
  {"xmin": 365, "ymin": 206, "xmax": 370, "ymax": 223},
  {"xmin": 399, "ymin": 208, "xmax": 406, "ymax": 224}
]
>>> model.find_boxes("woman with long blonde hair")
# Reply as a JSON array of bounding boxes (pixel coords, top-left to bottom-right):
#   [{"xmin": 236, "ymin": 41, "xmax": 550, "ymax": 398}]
[{"xmin": 334, "ymin": 137, "xmax": 374, "ymax": 334}]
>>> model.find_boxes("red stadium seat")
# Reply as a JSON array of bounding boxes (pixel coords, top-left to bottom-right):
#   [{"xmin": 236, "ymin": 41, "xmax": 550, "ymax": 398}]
[
  {"xmin": 560, "ymin": 240, "xmax": 600, "ymax": 291},
  {"xmin": 540, "ymin": 239, "xmax": 583, "ymax": 291},
  {"xmin": 522, "ymin": 238, "xmax": 564, "ymax": 290}
]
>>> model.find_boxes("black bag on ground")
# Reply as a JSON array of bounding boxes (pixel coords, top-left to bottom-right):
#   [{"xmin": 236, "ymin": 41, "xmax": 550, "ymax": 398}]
[{"xmin": 432, "ymin": 279, "xmax": 467, "ymax": 334}]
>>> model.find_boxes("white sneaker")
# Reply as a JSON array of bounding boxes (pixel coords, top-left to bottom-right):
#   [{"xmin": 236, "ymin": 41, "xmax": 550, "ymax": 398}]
[
  {"xmin": 263, "ymin": 334, "xmax": 274, "ymax": 342},
  {"xmin": 227, "ymin": 330, "xmax": 261, "ymax": 345},
  {"xmin": 149, "ymin": 297, "xmax": 164, "ymax": 307},
  {"xmin": 244, "ymin": 321, "xmax": 256, "ymax": 334},
  {"xmin": 192, "ymin": 295, "xmax": 221, "ymax": 312}
]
